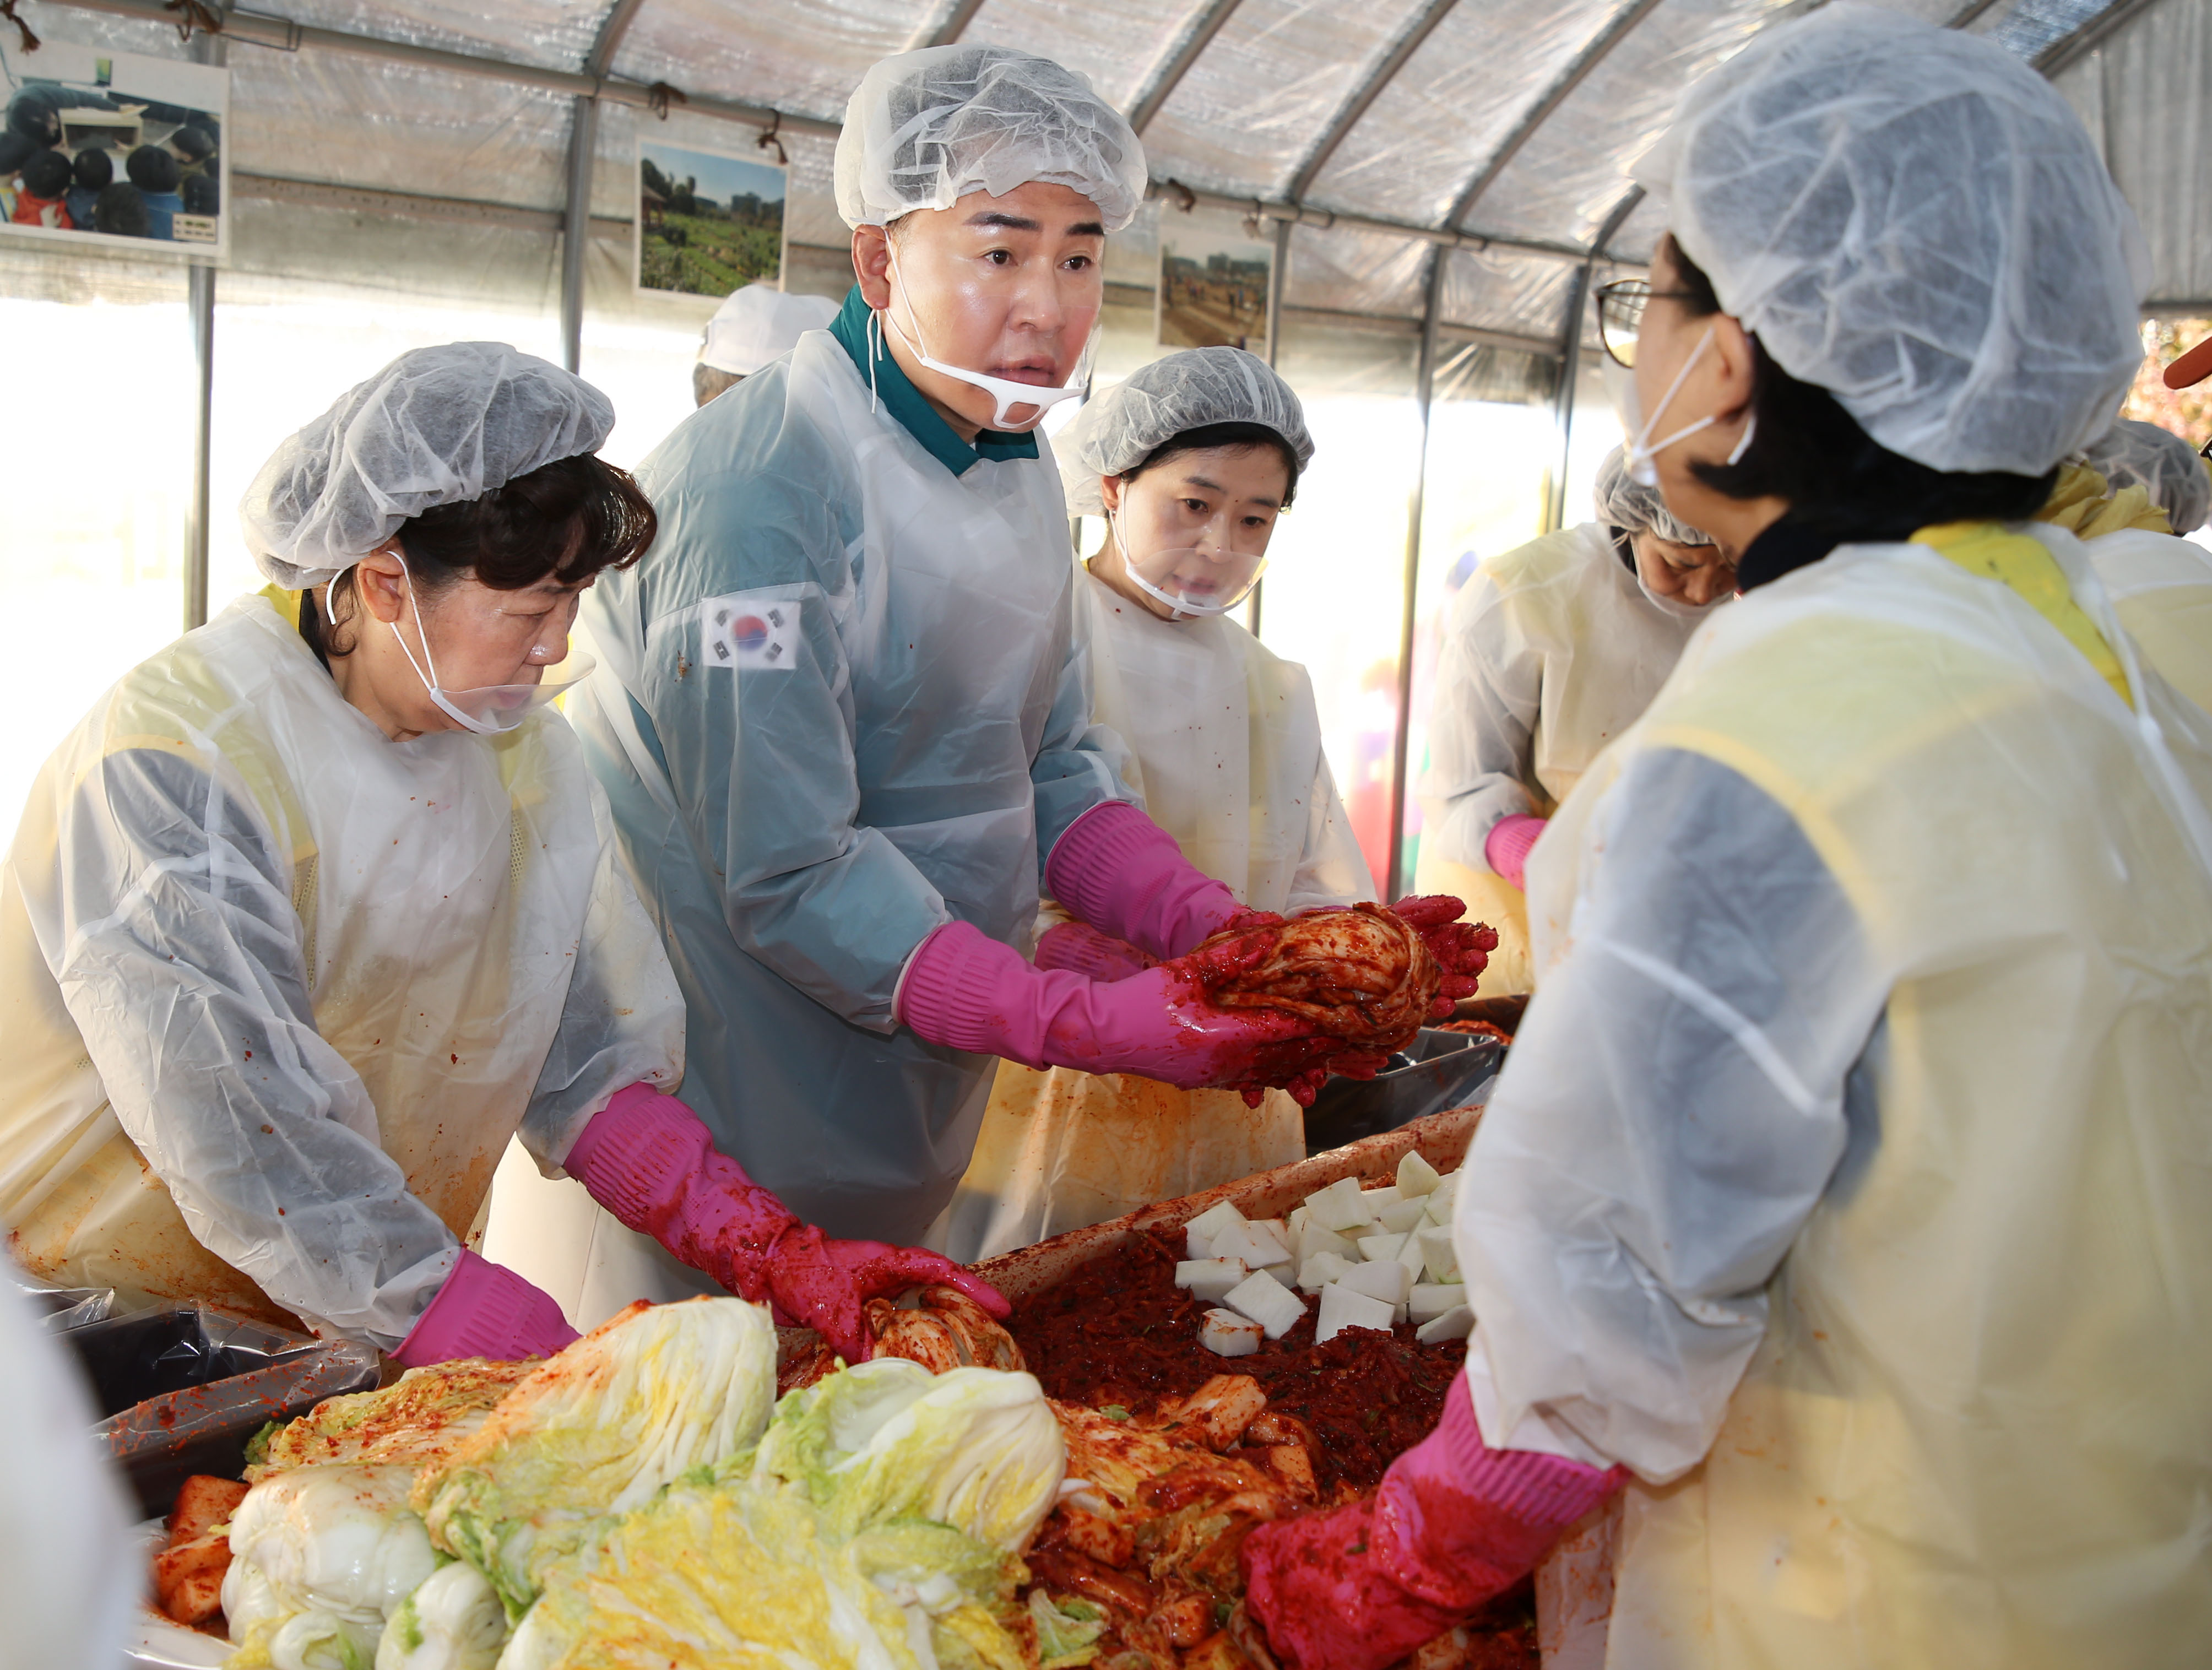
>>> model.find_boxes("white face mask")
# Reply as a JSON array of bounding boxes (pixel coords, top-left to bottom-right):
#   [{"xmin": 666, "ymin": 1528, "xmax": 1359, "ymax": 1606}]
[
  {"xmin": 879, "ymin": 262, "xmax": 1088, "ymax": 431},
  {"xmin": 1107, "ymin": 509, "xmax": 1267, "ymax": 621},
  {"xmin": 378, "ymin": 553, "xmax": 591, "ymax": 736},
  {"xmin": 1622, "ymin": 326, "xmax": 1756, "ymax": 487}
]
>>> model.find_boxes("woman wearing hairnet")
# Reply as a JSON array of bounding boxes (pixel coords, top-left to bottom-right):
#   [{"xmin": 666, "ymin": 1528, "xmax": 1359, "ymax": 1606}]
[
  {"xmin": 1416, "ymin": 445, "xmax": 1728, "ymax": 993},
  {"xmin": 946, "ymin": 348, "xmax": 1373, "ymax": 1259},
  {"xmin": 0, "ymin": 343, "xmax": 994, "ymax": 1368},
  {"xmin": 1241, "ymin": 12, "xmax": 2212, "ymax": 1668},
  {"xmin": 565, "ymin": 47, "xmax": 1455, "ymax": 1262}
]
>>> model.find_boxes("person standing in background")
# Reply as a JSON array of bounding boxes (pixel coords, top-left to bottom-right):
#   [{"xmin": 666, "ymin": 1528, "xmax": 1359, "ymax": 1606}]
[{"xmin": 692, "ymin": 282, "xmax": 839, "ymax": 407}]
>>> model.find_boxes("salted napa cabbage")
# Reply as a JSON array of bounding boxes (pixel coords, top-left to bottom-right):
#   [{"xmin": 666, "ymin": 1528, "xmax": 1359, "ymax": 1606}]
[
  {"xmin": 1027, "ymin": 1592, "xmax": 1108, "ymax": 1670},
  {"xmin": 254, "ymin": 1359, "xmax": 536, "ymax": 1479},
  {"xmin": 411, "ymin": 1297, "xmax": 777, "ymax": 1618},
  {"xmin": 752, "ymin": 1360, "xmax": 1066, "ymax": 1552},
  {"xmin": 375, "ymin": 1561, "xmax": 506, "ymax": 1670},
  {"xmin": 221, "ymin": 1463, "xmax": 440, "ymax": 1661}
]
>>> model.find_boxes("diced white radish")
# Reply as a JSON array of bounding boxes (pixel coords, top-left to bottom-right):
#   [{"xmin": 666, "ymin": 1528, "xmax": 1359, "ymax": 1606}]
[
  {"xmin": 1298, "ymin": 1251, "xmax": 1355, "ymax": 1293},
  {"xmin": 1397, "ymin": 1151, "xmax": 1442, "ymax": 1197},
  {"xmin": 1396, "ymin": 1234, "xmax": 1430, "ymax": 1284},
  {"xmin": 1356, "ymin": 1231, "xmax": 1409, "ymax": 1264},
  {"xmin": 1200, "ymin": 1309, "xmax": 1264, "ymax": 1357},
  {"xmin": 1338, "ymin": 1259, "xmax": 1410, "ymax": 1310},
  {"xmin": 1287, "ymin": 1206, "xmax": 1308, "ymax": 1237},
  {"xmin": 1376, "ymin": 1197, "xmax": 1428, "ymax": 1234},
  {"xmin": 1211, "ymin": 1222, "xmax": 1292, "ymax": 1270},
  {"xmin": 1416, "ymin": 1305, "xmax": 1474, "ymax": 1344},
  {"xmin": 1408, "ymin": 1283, "xmax": 1467, "ymax": 1324},
  {"xmin": 1304, "ymin": 1177, "xmax": 1374, "ymax": 1232},
  {"xmin": 1186, "ymin": 1201, "xmax": 1249, "ymax": 1241},
  {"xmin": 1297, "ymin": 1222, "xmax": 1358, "ymax": 1266},
  {"xmin": 1429, "ymin": 1171, "xmax": 1462, "ymax": 1214},
  {"xmin": 1416, "ymin": 1224, "xmax": 1459, "ymax": 1284},
  {"xmin": 1175, "ymin": 1257, "xmax": 1250, "ymax": 1304},
  {"xmin": 1246, "ymin": 1218, "xmax": 1293, "ymax": 1256},
  {"xmin": 1422, "ymin": 1192, "xmax": 1452, "ymax": 1228},
  {"xmin": 1316, "ymin": 1283, "xmax": 1397, "ymax": 1343},
  {"xmin": 1362, "ymin": 1183, "xmax": 1403, "ymax": 1209},
  {"xmin": 1186, "ymin": 1227, "xmax": 1215, "ymax": 1261},
  {"xmin": 1260, "ymin": 1262, "xmax": 1298, "ymax": 1291},
  {"xmin": 1224, "ymin": 1272, "xmax": 1307, "ymax": 1340}
]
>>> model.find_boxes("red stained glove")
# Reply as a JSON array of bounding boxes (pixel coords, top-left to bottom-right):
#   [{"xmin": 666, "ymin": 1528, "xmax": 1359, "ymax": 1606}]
[
  {"xmin": 1389, "ymin": 893, "xmax": 1498, "ymax": 1018},
  {"xmin": 1033, "ymin": 920, "xmax": 1156, "ymax": 982},
  {"xmin": 563, "ymin": 1085, "xmax": 1008, "ymax": 1363},
  {"xmin": 899, "ymin": 919, "xmax": 1345, "ymax": 1098},
  {"xmin": 1241, "ymin": 1375, "xmax": 1625, "ymax": 1670},
  {"xmin": 393, "ymin": 1249, "xmax": 578, "ymax": 1368},
  {"xmin": 1045, "ymin": 800, "xmax": 1282, "ymax": 961}
]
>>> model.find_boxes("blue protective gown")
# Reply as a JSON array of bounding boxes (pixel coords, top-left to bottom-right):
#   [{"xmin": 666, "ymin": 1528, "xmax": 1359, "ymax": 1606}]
[{"xmin": 570, "ymin": 288, "xmax": 1127, "ymax": 1242}]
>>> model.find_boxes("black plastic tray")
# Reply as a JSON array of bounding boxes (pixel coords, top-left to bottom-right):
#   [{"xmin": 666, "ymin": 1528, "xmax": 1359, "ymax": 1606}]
[
  {"xmin": 1303, "ymin": 1028, "xmax": 1506, "ymax": 1155},
  {"xmin": 59, "ymin": 1306, "xmax": 381, "ymax": 1516}
]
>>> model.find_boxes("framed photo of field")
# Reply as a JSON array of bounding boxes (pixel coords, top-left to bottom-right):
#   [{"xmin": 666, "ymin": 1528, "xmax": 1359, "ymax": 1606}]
[
  {"xmin": 1157, "ymin": 226, "xmax": 1273, "ymax": 356},
  {"xmin": 635, "ymin": 138, "xmax": 787, "ymax": 298}
]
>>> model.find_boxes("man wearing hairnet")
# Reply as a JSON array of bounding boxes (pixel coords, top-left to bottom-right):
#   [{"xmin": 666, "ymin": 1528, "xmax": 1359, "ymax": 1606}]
[
  {"xmin": 567, "ymin": 47, "xmax": 1408, "ymax": 1258},
  {"xmin": 948, "ymin": 347, "xmax": 1374, "ymax": 1260},
  {"xmin": 1416, "ymin": 445, "xmax": 1727, "ymax": 993},
  {"xmin": 1240, "ymin": 12, "xmax": 2212, "ymax": 1669},
  {"xmin": 692, "ymin": 282, "xmax": 839, "ymax": 407},
  {"xmin": 0, "ymin": 343, "xmax": 993, "ymax": 1368}
]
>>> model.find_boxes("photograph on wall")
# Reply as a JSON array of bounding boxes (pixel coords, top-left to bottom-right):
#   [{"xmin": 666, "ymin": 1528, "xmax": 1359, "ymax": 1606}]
[
  {"xmin": 1157, "ymin": 226, "xmax": 1272, "ymax": 355},
  {"xmin": 0, "ymin": 42, "xmax": 229, "ymax": 258},
  {"xmin": 636, "ymin": 138, "xmax": 786, "ymax": 297}
]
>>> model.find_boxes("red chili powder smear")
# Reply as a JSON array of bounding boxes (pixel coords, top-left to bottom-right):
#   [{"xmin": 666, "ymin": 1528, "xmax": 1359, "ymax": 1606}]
[{"xmin": 1006, "ymin": 1228, "xmax": 1467, "ymax": 1496}]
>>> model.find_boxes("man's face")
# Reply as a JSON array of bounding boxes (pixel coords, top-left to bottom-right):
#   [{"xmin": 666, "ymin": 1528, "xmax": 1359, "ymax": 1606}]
[{"xmin": 866, "ymin": 180, "xmax": 1106, "ymax": 435}]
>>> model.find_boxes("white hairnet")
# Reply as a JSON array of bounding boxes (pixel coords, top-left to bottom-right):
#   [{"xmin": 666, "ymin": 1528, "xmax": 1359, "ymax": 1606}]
[
  {"xmin": 1593, "ymin": 445, "xmax": 1712, "ymax": 546},
  {"xmin": 835, "ymin": 45, "xmax": 1146, "ymax": 232},
  {"xmin": 1633, "ymin": 6, "xmax": 2147, "ymax": 476},
  {"xmin": 242, "ymin": 342, "xmax": 615, "ymax": 589},
  {"xmin": 700, "ymin": 284, "xmax": 839, "ymax": 377},
  {"xmin": 2082, "ymin": 419, "xmax": 2211, "ymax": 534},
  {"xmin": 1059, "ymin": 348, "xmax": 1313, "ymax": 516}
]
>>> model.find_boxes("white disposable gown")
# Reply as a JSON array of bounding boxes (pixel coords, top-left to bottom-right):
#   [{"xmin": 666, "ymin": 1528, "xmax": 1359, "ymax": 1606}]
[
  {"xmin": 563, "ymin": 323, "xmax": 1126, "ymax": 1247},
  {"xmin": 0, "ymin": 595, "xmax": 684, "ymax": 1347},
  {"xmin": 1452, "ymin": 525, "xmax": 2212, "ymax": 1667},
  {"xmin": 1416, "ymin": 522, "xmax": 1710, "ymax": 993},
  {"xmin": 2083, "ymin": 524, "xmax": 2212, "ymax": 711},
  {"xmin": 945, "ymin": 570, "xmax": 1373, "ymax": 1260}
]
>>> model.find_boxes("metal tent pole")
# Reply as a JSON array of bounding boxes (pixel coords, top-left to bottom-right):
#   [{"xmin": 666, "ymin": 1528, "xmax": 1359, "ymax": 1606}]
[
  {"xmin": 1385, "ymin": 247, "xmax": 1447, "ymax": 903},
  {"xmin": 559, "ymin": 95, "xmax": 598, "ymax": 373},
  {"xmin": 1547, "ymin": 263, "xmax": 1592, "ymax": 533},
  {"xmin": 1245, "ymin": 215, "xmax": 1292, "ymax": 641},
  {"xmin": 182, "ymin": 15, "xmax": 226, "ymax": 632}
]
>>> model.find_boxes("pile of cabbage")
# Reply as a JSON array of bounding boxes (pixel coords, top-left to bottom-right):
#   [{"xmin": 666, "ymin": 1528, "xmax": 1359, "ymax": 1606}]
[{"xmin": 218, "ymin": 1297, "xmax": 1069, "ymax": 1670}]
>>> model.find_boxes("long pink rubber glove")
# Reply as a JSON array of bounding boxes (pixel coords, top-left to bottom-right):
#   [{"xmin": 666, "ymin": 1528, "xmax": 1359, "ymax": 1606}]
[
  {"xmin": 1033, "ymin": 920, "xmax": 1155, "ymax": 982},
  {"xmin": 1484, "ymin": 814, "xmax": 1547, "ymax": 892},
  {"xmin": 899, "ymin": 919, "xmax": 1352, "ymax": 1096},
  {"xmin": 563, "ymin": 1085, "xmax": 1009, "ymax": 1363},
  {"xmin": 1240, "ymin": 1374, "xmax": 1625, "ymax": 1670},
  {"xmin": 1045, "ymin": 800, "xmax": 1278, "ymax": 961},
  {"xmin": 392, "ymin": 1249, "xmax": 578, "ymax": 1368}
]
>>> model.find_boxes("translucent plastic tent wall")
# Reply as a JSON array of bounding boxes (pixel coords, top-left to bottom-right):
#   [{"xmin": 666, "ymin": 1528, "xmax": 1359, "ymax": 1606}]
[{"xmin": 2, "ymin": 0, "xmax": 2208, "ymax": 893}]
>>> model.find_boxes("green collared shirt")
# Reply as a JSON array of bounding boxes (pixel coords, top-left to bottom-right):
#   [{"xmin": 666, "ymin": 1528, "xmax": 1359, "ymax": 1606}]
[{"xmin": 828, "ymin": 285, "xmax": 1040, "ymax": 478}]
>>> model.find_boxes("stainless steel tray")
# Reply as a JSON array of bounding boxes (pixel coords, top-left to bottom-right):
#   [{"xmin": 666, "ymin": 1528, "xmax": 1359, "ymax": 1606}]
[{"xmin": 1302, "ymin": 1027, "xmax": 1505, "ymax": 1154}]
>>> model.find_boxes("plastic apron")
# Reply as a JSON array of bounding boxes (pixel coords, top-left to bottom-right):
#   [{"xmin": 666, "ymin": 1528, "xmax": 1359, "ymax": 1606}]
[
  {"xmin": 1512, "ymin": 529, "xmax": 2212, "ymax": 1669},
  {"xmin": 2083, "ymin": 525, "xmax": 2212, "ymax": 712},
  {"xmin": 944, "ymin": 573, "xmax": 1374, "ymax": 1261},
  {"xmin": 559, "ymin": 328, "xmax": 1116, "ymax": 1252},
  {"xmin": 1415, "ymin": 523, "xmax": 1707, "ymax": 994},
  {"xmin": 0, "ymin": 596, "xmax": 683, "ymax": 1341}
]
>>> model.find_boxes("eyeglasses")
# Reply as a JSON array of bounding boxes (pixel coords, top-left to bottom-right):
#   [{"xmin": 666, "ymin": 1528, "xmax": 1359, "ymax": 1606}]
[{"xmin": 1595, "ymin": 278, "xmax": 1701, "ymax": 370}]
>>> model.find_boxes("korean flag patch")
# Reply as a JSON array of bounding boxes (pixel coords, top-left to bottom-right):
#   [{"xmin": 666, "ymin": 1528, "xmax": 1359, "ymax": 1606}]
[{"xmin": 702, "ymin": 596, "xmax": 799, "ymax": 671}]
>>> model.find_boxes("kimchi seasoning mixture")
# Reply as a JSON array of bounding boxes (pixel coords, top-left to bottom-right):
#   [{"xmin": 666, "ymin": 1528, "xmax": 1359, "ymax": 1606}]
[{"xmin": 1006, "ymin": 1227, "xmax": 1467, "ymax": 1496}]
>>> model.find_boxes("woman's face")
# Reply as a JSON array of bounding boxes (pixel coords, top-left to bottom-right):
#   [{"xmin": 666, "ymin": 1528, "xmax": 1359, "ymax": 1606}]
[
  {"xmin": 1631, "ymin": 529, "xmax": 1736, "ymax": 606},
  {"xmin": 1098, "ymin": 444, "xmax": 1289, "ymax": 621}
]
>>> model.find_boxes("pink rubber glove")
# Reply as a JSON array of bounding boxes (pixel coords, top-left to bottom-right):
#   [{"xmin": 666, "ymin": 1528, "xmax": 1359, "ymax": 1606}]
[
  {"xmin": 899, "ymin": 919, "xmax": 1347, "ymax": 1098},
  {"xmin": 1033, "ymin": 920, "xmax": 1156, "ymax": 981},
  {"xmin": 1241, "ymin": 1374, "xmax": 1625, "ymax": 1670},
  {"xmin": 392, "ymin": 1249, "xmax": 578, "ymax": 1368},
  {"xmin": 563, "ymin": 1085, "xmax": 1009, "ymax": 1363},
  {"xmin": 1045, "ymin": 800, "xmax": 1279, "ymax": 961},
  {"xmin": 1484, "ymin": 814, "xmax": 1547, "ymax": 892}
]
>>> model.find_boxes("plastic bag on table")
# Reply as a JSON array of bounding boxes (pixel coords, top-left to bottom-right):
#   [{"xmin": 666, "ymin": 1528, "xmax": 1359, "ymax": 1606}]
[{"xmin": 8, "ymin": 1266, "xmax": 117, "ymax": 1332}]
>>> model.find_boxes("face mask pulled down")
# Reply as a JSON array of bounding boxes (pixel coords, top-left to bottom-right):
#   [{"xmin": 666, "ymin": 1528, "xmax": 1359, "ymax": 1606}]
[
  {"xmin": 377, "ymin": 553, "xmax": 592, "ymax": 736},
  {"xmin": 873, "ymin": 262, "xmax": 1091, "ymax": 431},
  {"xmin": 1617, "ymin": 326, "xmax": 1757, "ymax": 488}
]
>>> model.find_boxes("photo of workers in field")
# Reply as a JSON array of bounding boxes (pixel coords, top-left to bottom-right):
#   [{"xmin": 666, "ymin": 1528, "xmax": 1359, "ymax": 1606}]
[
  {"xmin": 636, "ymin": 139, "xmax": 785, "ymax": 297},
  {"xmin": 1157, "ymin": 227, "xmax": 1272, "ymax": 355}
]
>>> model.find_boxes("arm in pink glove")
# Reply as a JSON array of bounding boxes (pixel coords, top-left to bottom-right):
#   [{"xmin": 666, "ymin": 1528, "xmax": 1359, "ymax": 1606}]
[
  {"xmin": 1240, "ymin": 1373, "xmax": 1625, "ymax": 1670},
  {"xmin": 899, "ymin": 919, "xmax": 1344, "ymax": 1100},
  {"xmin": 1045, "ymin": 800, "xmax": 1277, "ymax": 961},
  {"xmin": 392, "ymin": 1249, "xmax": 578, "ymax": 1368},
  {"xmin": 1033, "ymin": 920, "xmax": 1155, "ymax": 981},
  {"xmin": 1484, "ymin": 813, "xmax": 1547, "ymax": 892},
  {"xmin": 561, "ymin": 1084, "xmax": 1009, "ymax": 1364}
]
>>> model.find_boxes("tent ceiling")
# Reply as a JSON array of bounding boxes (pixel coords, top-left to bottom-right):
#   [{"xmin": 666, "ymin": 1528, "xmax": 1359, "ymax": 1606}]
[{"xmin": 20, "ymin": 0, "xmax": 2188, "ymax": 350}]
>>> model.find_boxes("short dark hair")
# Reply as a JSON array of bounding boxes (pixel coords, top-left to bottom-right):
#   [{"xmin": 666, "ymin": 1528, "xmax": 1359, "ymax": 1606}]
[
  {"xmin": 1121, "ymin": 420, "xmax": 1301, "ymax": 510},
  {"xmin": 4, "ymin": 89, "xmax": 59, "ymax": 146},
  {"xmin": 181, "ymin": 173, "xmax": 219, "ymax": 216},
  {"xmin": 126, "ymin": 144, "xmax": 180, "ymax": 195},
  {"xmin": 18, "ymin": 147, "xmax": 68, "ymax": 199},
  {"xmin": 693, "ymin": 361, "xmax": 741, "ymax": 406},
  {"xmin": 73, "ymin": 147, "xmax": 113, "ymax": 191},
  {"xmin": 313, "ymin": 452, "xmax": 657, "ymax": 659},
  {"xmin": 0, "ymin": 132, "xmax": 35, "ymax": 174},
  {"xmin": 170, "ymin": 124, "xmax": 215, "ymax": 161},
  {"xmin": 93, "ymin": 182, "xmax": 151, "ymax": 238},
  {"xmin": 1661, "ymin": 235, "xmax": 2052, "ymax": 546}
]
